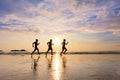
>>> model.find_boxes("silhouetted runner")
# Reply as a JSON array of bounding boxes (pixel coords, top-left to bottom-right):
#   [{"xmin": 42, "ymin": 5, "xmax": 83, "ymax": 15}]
[
  {"xmin": 46, "ymin": 39, "xmax": 54, "ymax": 56},
  {"xmin": 31, "ymin": 39, "xmax": 40, "ymax": 55},
  {"xmin": 60, "ymin": 39, "xmax": 68, "ymax": 56}
]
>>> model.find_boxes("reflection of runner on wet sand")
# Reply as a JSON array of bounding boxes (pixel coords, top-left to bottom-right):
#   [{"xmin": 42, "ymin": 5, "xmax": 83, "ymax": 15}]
[
  {"xmin": 46, "ymin": 55, "xmax": 53, "ymax": 70},
  {"xmin": 31, "ymin": 55, "xmax": 40, "ymax": 71},
  {"xmin": 60, "ymin": 39, "xmax": 69, "ymax": 56},
  {"xmin": 61, "ymin": 56, "xmax": 67, "ymax": 69},
  {"xmin": 45, "ymin": 54, "xmax": 67, "ymax": 80},
  {"xmin": 45, "ymin": 55, "xmax": 67, "ymax": 69}
]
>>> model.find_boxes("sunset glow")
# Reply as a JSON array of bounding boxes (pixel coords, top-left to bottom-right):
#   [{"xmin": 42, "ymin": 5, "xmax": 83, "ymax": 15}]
[
  {"xmin": 54, "ymin": 37, "xmax": 61, "ymax": 46},
  {"xmin": 0, "ymin": 0, "xmax": 120, "ymax": 52}
]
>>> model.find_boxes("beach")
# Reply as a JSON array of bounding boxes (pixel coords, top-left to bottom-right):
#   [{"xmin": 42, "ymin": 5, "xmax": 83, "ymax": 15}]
[{"xmin": 0, "ymin": 53, "xmax": 120, "ymax": 80}]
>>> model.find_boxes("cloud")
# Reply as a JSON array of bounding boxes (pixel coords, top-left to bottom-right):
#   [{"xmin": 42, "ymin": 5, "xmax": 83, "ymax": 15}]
[
  {"xmin": 112, "ymin": 7, "xmax": 120, "ymax": 16},
  {"xmin": 27, "ymin": 0, "xmax": 44, "ymax": 6},
  {"xmin": 0, "ymin": 0, "xmax": 120, "ymax": 51},
  {"xmin": 0, "ymin": 25, "xmax": 41, "ymax": 34},
  {"xmin": 0, "ymin": 0, "xmax": 29, "ymax": 17},
  {"xmin": 61, "ymin": 9, "xmax": 75, "ymax": 18},
  {"xmin": 0, "ymin": 0, "xmax": 120, "ymax": 37}
]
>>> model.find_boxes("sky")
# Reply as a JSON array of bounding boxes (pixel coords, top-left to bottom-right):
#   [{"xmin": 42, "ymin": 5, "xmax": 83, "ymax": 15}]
[{"xmin": 0, "ymin": 0, "xmax": 120, "ymax": 52}]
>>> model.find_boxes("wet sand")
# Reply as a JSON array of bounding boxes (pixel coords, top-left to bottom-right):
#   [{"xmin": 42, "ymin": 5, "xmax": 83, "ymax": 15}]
[{"xmin": 0, "ymin": 53, "xmax": 120, "ymax": 80}]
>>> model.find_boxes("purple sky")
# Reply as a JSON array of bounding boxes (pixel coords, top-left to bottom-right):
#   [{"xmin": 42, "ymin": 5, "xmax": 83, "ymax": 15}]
[{"xmin": 0, "ymin": 0, "xmax": 120, "ymax": 52}]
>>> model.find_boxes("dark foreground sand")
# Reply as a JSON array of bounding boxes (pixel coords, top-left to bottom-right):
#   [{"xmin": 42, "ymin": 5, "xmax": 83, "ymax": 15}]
[{"xmin": 0, "ymin": 53, "xmax": 120, "ymax": 80}]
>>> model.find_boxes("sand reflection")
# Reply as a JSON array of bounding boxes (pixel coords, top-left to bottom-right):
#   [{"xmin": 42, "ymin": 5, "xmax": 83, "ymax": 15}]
[
  {"xmin": 46, "ymin": 52, "xmax": 67, "ymax": 80},
  {"xmin": 31, "ymin": 55, "xmax": 40, "ymax": 71}
]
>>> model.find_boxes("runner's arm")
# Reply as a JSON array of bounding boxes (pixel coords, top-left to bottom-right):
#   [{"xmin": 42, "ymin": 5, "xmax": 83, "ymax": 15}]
[
  {"xmin": 66, "ymin": 42, "xmax": 69, "ymax": 45},
  {"xmin": 32, "ymin": 42, "xmax": 34, "ymax": 47}
]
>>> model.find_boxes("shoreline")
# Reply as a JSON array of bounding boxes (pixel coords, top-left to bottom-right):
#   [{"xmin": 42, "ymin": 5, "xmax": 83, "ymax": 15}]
[{"xmin": 0, "ymin": 52, "xmax": 120, "ymax": 55}]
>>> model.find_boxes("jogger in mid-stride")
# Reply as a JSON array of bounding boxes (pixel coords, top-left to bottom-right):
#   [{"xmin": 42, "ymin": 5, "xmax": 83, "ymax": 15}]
[
  {"xmin": 31, "ymin": 39, "xmax": 40, "ymax": 55},
  {"xmin": 60, "ymin": 39, "xmax": 68, "ymax": 56},
  {"xmin": 46, "ymin": 39, "xmax": 54, "ymax": 56}
]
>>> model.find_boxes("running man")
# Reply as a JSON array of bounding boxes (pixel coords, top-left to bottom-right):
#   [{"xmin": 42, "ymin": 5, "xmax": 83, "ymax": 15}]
[
  {"xmin": 46, "ymin": 39, "xmax": 54, "ymax": 56},
  {"xmin": 60, "ymin": 39, "xmax": 68, "ymax": 56},
  {"xmin": 31, "ymin": 39, "xmax": 40, "ymax": 55}
]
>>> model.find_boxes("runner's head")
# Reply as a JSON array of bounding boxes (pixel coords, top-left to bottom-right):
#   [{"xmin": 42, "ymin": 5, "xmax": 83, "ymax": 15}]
[
  {"xmin": 64, "ymin": 39, "xmax": 66, "ymax": 41},
  {"xmin": 50, "ymin": 39, "xmax": 52, "ymax": 42},
  {"xmin": 36, "ymin": 39, "xmax": 38, "ymax": 42}
]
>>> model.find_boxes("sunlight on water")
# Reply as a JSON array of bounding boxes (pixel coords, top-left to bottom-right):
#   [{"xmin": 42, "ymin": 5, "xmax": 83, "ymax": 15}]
[
  {"xmin": 50, "ymin": 52, "xmax": 67, "ymax": 80},
  {"xmin": 0, "ymin": 54, "xmax": 120, "ymax": 80},
  {"xmin": 46, "ymin": 52, "xmax": 66, "ymax": 80},
  {"xmin": 52, "ymin": 52, "xmax": 61, "ymax": 80}
]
